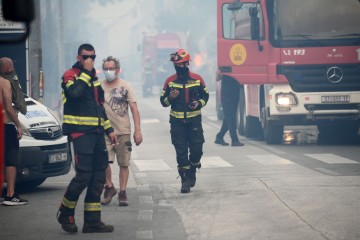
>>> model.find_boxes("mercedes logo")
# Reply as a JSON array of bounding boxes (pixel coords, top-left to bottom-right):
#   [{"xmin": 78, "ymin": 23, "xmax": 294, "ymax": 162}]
[
  {"xmin": 326, "ymin": 66, "xmax": 343, "ymax": 84},
  {"xmin": 47, "ymin": 127, "xmax": 55, "ymax": 138}
]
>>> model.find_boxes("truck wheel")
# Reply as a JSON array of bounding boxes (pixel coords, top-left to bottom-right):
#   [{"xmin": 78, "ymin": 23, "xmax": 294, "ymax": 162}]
[
  {"xmin": 16, "ymin": 178, "xmax": 46, "ymax": 190},
  {"xmin": 263, "ymin": 108, "xmax": 284, "ymax": 144}
]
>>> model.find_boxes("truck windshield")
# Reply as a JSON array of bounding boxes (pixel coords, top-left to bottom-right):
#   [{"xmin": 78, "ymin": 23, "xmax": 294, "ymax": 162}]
[{"xmin": 270, "ymin": 0, "xmax": 360, "ymax": 45}]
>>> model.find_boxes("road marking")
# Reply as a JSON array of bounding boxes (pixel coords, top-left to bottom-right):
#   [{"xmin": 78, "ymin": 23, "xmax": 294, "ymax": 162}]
[
  {"xmin": 139, "ymin": 196, "xmax": 153, "ymax": 204},
  {"xmin": 141, "ymin": 118, "xmax": 160, "ymax": 124},
  {"xmin": 133, "ymin": 159, "xmax": 172, "ymax": 171},
  {"xmin": 137, "ymin": 183, "xmax": 150, "ymax": 191},
  {"xmin": 305, "ymin": 154, "xmax": 359, "ymax": 164},
  {"xmin": 248, "ymin": 154, "xmax": 294, "ymax": 165},
  {"xmin": 314, "ymin": 167, "xmax": 340, "ymax": 176},
  {"xmin": 136, "ymin": 230, "xmax": 153, "ymax": 239},
  {"xmin": 201, "ymin": 156, "xmax": 233, "ymax": 168},
  {"xmin": 138, "ymin": 210, "xmax": 153, "ymax": 221},
  {"xmin": 134, "ymin": 172, "xmax": 148, "ymax": 178}
]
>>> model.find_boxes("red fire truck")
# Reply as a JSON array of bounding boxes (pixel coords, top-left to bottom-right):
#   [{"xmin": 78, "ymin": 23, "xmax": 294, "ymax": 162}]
[
  {"xmin": 141, "ymin": 32, "xmax": 181, "ymax": 97},
  {"xmin": 216, "ymin": 0, "xmax": 360, "ymax": 144}
]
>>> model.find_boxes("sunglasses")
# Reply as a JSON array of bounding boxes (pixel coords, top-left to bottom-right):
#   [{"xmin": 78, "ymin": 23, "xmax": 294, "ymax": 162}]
[{"xmin": 81, "ymin": 55, "xmax": 96, "ymax": 60}]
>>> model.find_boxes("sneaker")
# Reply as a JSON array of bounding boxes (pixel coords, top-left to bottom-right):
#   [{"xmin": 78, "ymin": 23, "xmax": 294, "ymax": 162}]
[
  {"xmin": 82, "ymin": 221, "xmax": 114, "ymax": 233},
  {"xmin": 231, "ymin": 141, "xmax": 244, "ymax": 147},
  {"xmin": 214, "ymin": 138, "xmax": 229, "ymax": 146},
  {"xmin": 57, "ymin": 210, "xmax": 78, "ymax": 233},
  {"xmin": 2, "ymin": 194, "xmax": 28, "ymax": 206},
  {"xmin": 118, "ymin": 191, "xmax": 128, "ymax": 206},
  {"xmin": 101, "ymin": 185, "xmax": 117, "ymax": 205},
  {"xmin": 0, "ymin": 195, "xmax": 4, "ymax": 205}
]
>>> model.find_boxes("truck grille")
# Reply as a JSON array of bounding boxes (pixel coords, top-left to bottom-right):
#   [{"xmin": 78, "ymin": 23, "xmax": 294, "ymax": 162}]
[
  {"xmin": 29, "ymin": 126, "xmax": 63, "ymax": 140},
  {"xmin": 277, "ymin": 64, "xmax": 360, "ymax": 92}
]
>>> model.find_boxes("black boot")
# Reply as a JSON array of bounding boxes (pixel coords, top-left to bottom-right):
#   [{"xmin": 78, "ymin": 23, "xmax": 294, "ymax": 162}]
[
  {"xmin": 82, "ymin": 221, "xmax": 114, "ymax": 233},
  {"xmin": 188, "ymin": 163, "xmax": 201, "ymax": 188},
  {"xmin": 188, "ymin": 166, "xmax": 196, "ymax": 188},
  {"xmin": 178, "ymin": 169, "xmax": 190, "ymax": 193},
  {"xmin": 57, "ymin": 209, "xmax": 78, "ymax": 233},
  {"xmin": 214, "ymin": 137, "xmax": 229, "ymax": 146}
]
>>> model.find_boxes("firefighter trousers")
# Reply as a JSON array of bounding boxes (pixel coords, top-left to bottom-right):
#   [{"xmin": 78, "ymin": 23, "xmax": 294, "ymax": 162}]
[
  {"xmin": 59, "ymin": 133, "xmax": 108, "ymax": 223},
  {"xmin": 170, "ymin": 120, "xmax": 205, "ymax": 169}
]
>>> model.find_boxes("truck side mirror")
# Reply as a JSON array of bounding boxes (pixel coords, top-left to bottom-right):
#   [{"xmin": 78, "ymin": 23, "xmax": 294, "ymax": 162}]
[
  {"xmin": 249, "ymin": 6, "xmax": 263, "ymax": 51},
  {"xmin": 2, "ymin": 0, "xmax": 34, "ymax": 22},
  {"xmin": 249, "ymin": 7, "xmax": 260, "ymax": 40},
  {"xmin": 227, "ymin": 0, "xmax": 243, "ymax": 11},
  {"xmin": 0, "ymin": 0, "xmax": 34, "ymax": 43}
]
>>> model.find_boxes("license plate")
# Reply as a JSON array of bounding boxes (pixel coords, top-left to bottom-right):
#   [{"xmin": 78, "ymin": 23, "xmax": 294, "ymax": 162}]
[
  {"xmin": 49, "ymin": 152, "xmax": 68, "ymax": 163},
  {"xmin": 321, "ymin": 95, "xmax": 350, "ymax": 103}
]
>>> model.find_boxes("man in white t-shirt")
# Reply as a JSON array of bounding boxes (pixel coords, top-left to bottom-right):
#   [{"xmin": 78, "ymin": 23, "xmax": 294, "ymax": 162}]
[{"xmin": 100, "ymin": 56, "xmax": 143, "ymax": 206}]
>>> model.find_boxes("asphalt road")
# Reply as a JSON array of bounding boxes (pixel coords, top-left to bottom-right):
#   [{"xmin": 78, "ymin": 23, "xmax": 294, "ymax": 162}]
[{"xmin": 1, "ymin": 86, "xmax": 360, "ymax": 240}]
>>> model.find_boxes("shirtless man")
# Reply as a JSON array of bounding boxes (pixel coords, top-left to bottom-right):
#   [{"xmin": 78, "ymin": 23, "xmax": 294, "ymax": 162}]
[{"xmin": 0, "ymin": 57, "xmax": 27, "ymax": 206}]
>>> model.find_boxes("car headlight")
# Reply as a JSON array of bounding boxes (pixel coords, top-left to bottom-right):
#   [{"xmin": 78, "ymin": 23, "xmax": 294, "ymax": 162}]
[{"xmin": 275, "ymin": 93, "xmax": 298, "ymax": 107}]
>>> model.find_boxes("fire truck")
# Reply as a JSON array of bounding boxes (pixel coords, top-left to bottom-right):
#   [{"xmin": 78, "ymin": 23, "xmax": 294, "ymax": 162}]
[
  {"xmin": 141, "ymin": 32, "xmax": 181, "ymax": 97},
  {"xmin": 216, "ymin": 0, "xmax": 360, "ymax": 144}
]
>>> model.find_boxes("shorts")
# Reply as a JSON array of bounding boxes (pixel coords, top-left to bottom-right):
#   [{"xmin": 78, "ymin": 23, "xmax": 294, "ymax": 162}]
[
  {"xmin": 4, "ymin": 124, "xmax": 20, "ymax": 167},
  {"xmin": 105, "ymin": 134, "xmax": 132, "ymax": 167}
]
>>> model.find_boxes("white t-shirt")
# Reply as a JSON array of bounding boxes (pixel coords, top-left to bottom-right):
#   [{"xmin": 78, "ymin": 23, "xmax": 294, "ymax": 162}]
[{"xmin": 101, "ymin": 78, "xmax": 136, "ymax": 135}]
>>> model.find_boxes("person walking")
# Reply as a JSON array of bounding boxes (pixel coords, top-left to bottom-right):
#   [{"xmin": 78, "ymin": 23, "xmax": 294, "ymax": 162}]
[
  {"xmin": 160, "ymin": 48, "xmax": 209, "ymax": 194},
  {"xmin": 215, "ymin": 78, "xmax": 244, "ymax": 146},
  {"xmin": 56, "ymin": 43, "xmax": 118, "ymax": 234},
  {"xmin": 100, "ymin": 56, "xmax": 143, "ymax": 206},
  {"xmin": 0, "ymin": 57, "xmax": 27, "ymax": 206}
]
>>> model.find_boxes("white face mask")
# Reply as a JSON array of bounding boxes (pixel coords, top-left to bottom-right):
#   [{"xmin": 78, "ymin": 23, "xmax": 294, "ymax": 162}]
[{"xmin": 104, "ymin": 70, "xmax": 117, "ymax": 81}]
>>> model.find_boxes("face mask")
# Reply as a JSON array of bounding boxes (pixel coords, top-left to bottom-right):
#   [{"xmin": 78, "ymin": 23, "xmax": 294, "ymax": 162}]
[
  {"xmin": 174, "ymin": 65, "xmax": 189, "ymax": 76},
  {"xmin": 104, "ymin": 70, "xmax": 117, "ymax": 81}
]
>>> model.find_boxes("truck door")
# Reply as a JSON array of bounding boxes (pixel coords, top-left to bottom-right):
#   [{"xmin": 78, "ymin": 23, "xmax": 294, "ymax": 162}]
[{"xmin": 218, "ymin": 0, "xmax": 270, "ymax": 85}]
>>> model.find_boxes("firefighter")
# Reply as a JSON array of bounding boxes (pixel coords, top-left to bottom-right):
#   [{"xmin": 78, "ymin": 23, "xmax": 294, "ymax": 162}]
[
  {"xmin": 56, "ymin": 43, "xmax": 118, "ymax": 233},
  {"xmin": 143, "ymin": 56, "xmax": 153, "ymax": 97},
  {"xmin": 160, "ymin": 48, "xmax": 209, "ymax": 193}
]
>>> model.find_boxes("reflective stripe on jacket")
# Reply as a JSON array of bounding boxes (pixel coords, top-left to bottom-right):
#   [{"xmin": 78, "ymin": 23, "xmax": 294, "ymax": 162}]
[
  {"xmin": 61, "ymin": 62, "xmax": 113, "ymax": 135},
  {"xmin": 160, "ymin": 71, "xmax": 209, "ymax": 123}
]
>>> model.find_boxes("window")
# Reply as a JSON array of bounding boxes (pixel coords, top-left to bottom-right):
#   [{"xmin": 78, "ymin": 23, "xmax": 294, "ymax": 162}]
[{"xmin": 222, "ymin": 3, "xmax": 264, "ymax": 40}]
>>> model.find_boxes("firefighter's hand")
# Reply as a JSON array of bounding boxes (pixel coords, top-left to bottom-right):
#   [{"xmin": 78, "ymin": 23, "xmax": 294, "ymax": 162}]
[
  {"xmin": 83, "ymin": 58, "xmax": 94, "ymax": 72},
  {"xmin": 168, "ymin": 89, "xmax": 179, "ymax": 100},
  {"xmin": 108, "ymin": 132, "xmax": 118, "ymax": 145},
  {"xmin": 189, "ymin": 101, "xmax": 200, "ymax": 110},
  {"xmin": 133, "ymin": 130, "xmax": 143, "ymax": 146}
]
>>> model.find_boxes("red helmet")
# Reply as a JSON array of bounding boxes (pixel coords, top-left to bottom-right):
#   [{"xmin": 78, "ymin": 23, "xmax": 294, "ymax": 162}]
[{"xmin": 170, "ymin": 48, "xmax": 191, "ymax": 64}]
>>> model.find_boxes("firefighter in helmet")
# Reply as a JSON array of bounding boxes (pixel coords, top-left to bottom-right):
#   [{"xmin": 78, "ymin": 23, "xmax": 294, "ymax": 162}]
[
  {"xmin": 160, "ymin": 48, "xmax": 209, "ymax": 193},
  {"xmin": 143, "ymin": 55, "xmax": 153, "ymax": 97}
]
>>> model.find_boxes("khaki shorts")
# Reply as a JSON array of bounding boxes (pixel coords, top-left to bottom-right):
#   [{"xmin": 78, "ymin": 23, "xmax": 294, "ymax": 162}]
[{"xmin": 105, "ymin": 134, "xmax": 132, "ymax": 167}]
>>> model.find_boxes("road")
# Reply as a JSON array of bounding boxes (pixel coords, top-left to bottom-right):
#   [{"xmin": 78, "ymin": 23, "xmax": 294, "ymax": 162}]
[{"xmin": 1, "ymin": 86, "xmax": 360, "ymax": 240}]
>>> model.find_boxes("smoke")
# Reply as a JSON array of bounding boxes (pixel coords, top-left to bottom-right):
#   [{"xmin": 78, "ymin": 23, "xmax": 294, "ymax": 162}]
[{"xmin": 39, "ymin": 0, "xmax": 217, "ymax": 109}]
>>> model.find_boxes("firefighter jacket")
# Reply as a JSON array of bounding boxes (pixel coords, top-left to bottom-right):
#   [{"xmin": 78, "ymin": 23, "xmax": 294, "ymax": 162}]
[
  {"xmin": 160, "ymin": 71, "xmax": 209, "ymax": 123},
  {"xmin": 61, "ymin": 62, "xmax": 114, "ymax": 135}
]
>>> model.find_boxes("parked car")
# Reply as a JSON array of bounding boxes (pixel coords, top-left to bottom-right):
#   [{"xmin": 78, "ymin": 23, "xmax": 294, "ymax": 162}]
[{"xmin": 15, "ymin": 96, "xmax": 71, "ymax": 189}]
